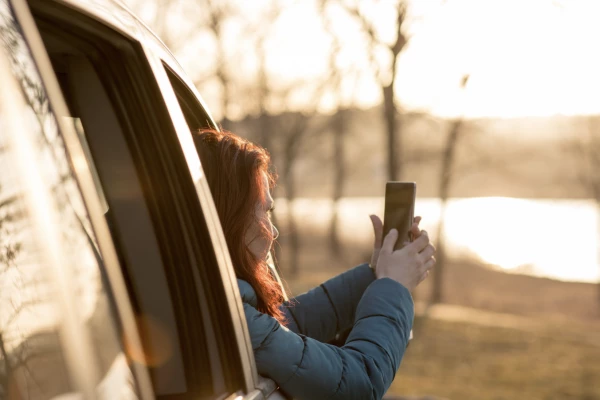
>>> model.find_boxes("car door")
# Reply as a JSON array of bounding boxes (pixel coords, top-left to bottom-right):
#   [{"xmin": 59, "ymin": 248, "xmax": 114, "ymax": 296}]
[
  {"xmin": 0, "ymin": 0, "xmax": 153, "ymax": 398},
  {"xmin": 10, "ymin": 0, "xmax": 286, "ymax": 399}
]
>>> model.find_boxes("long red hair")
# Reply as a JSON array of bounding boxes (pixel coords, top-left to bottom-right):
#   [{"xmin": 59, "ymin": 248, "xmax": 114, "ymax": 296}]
[{"xmin": 193, "ymin": 129, "xmax": 286, "ymax": 323}]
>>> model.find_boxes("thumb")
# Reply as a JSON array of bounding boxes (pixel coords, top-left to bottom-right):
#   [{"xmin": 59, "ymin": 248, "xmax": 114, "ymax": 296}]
[
  {"xmin": 370, "ymin": 215, "xmax": 383, "ymax": 249},
  {"xmin": 381, "ymin": 229, "xmax": 398, "ymax": 254}
]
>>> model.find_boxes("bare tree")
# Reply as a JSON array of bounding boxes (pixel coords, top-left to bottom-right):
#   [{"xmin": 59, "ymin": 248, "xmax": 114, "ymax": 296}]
[
  {"xmin": 318, "ymin": 2, "xmax": 351, "ymax": 257},
  {"xmin": 125, "ymin": 0, "xmax": 238, "ymax": 124},
  {"xmin": 336, "ymin": 1, "xmax": 409, "ymax": 181},
  {"xmin": 237, "ymin": 0, "xmax": 347, "ymax": 276},
  {"xmin": 265, "ymin": 79, "xmax": 341, "ymax": 276},
  {"xmin": 237, "ymin": 3, "xmax": 285, "ymax": 272},
  {"xmin": 274, "ymin": 113, "xmax": 311, "ymax": 276},
  {"xmin": 316, "ymin": 0, "xmax": 386, "ymax": 258},
  {"xmin": 202, "ymin": 0, "xmax": 236, "ymax": 129},
  {"xmin": 569, "ymin": 117, "xmax": 600, "ymax": 311},
  {"xmin": 429, "ymin": 74, "xmax": 469, "ymax": 305},
  {"xmin": 329, "ymin": 108, "xmax": 349, "ymax": 256}
]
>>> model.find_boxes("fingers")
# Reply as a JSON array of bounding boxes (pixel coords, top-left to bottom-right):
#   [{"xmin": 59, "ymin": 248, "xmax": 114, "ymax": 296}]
[
  {"xmin": 417, "ymin": 258, "xmax": 436, "ymax": 285},
  {"xmin": 411, "ymin": 216, "xmax": 422, "ymax": 240},
  {"xmin": 419, "ymin": 270, "xmax": 430, "ymax": 284},
  {"xmin": 409, "ymin": 230, "xmax": 430, "ymax": 253},
  {"xmin": 409, "ymin": 222, "xmax": 420, "ymax": 241},
  {"xmin": 422, "ymin": 256, "xmax": 436, "ymax": 272},
  {"xmin": 370, "ymin": 214, "xmax": 383, "ymax": 249},
  {"xmin": 419, "ymin": 243, "xmax": 436, "ymax": 260},
  {"xmin": 381, "ymin": 229, "xmax": 398, "ymax": 254}
]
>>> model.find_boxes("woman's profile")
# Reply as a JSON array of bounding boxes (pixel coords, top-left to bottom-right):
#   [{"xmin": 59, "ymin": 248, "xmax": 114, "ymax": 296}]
[{"xmin": 193, "ymin": 129, "xmax": 436, "ymax": 400}]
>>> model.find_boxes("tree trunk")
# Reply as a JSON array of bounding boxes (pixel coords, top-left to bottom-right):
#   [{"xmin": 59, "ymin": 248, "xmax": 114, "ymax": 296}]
[
  {"xmin": 432, "ymin": 202, "xmax": 447, "ymax": 305},
  {"xmin": 431, "ymin": 119, "xmax": 462, "ymax": 305},
  {"xmin": 284, "ymin": 163, "xmax": 299, "ymax": 277},
  {"xmin": 259, "ymin": 113, "xmax": 283, "ymax": 271},
  {"xmin": 382, "ymin": 84, "xmax": 400, "ymax": 181},
  {"xmin": 0, "ymin": 332, "xmax": 12, "ymax": 396},
  {"xmin": 597, "ymin": 199, "xmax": 600, "ymax": 316},
  {"xmin": 258, "ymin": 111, "xmax": 271, "ymax": 150},
  {"xmin": 329, "ymin": 108, "xmax": 347, "ymax": 256},
  {"xmin": 382, "ymin": 3, "xmax": 407, "ymax": 182},
  {"xmin": 219, "ymin": 70, "xmax": 230, "ymax": 131}
]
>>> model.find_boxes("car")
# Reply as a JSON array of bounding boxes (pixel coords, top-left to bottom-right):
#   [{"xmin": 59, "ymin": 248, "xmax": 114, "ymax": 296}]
[{"xmin": 0, "ymin": 0, "xmax": 286, "ymax": 398}]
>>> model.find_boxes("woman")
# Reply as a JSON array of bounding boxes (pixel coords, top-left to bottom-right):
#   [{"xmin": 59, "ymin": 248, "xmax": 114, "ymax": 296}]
[{"xmin": 194, "ymin": 129, "xmax": 436, "ymax": 400}]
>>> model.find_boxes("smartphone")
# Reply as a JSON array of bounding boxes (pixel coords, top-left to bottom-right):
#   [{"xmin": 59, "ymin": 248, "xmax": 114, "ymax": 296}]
[
  {"xmin": 382, "ymin": 182, "xmax": 417, "ymax": 251},
  {"xmin": 383, "ymin": 182, "xmax": 417, "ymax": 345}
]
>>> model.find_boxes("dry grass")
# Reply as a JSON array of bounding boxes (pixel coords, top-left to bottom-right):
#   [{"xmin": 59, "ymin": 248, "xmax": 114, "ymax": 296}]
[{"xmin": 390, "ymin": 316, "xmax": 600, "ymax": 400}]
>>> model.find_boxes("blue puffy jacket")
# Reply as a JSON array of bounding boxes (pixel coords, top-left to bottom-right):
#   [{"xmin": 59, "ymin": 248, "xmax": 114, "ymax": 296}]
[{"xmin": 237, "ymin": 264, "xmax": 414, "ymax": 400}]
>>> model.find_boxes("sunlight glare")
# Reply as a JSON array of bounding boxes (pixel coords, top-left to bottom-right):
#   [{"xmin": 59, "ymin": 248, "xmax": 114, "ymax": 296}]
[{"xmin": 442, "ymin": 197, "xmax": 598, "ymax": 281}]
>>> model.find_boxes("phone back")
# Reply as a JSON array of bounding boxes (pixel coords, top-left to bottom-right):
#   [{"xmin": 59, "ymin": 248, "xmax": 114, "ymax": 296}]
[{"xmin": 383, "ymin": 182, "xmax": 416, "ymax": 251}]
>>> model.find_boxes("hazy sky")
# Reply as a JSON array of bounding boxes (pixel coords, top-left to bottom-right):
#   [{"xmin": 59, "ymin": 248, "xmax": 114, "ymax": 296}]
[
  {"xmin": 261, "ymin": 0, "xmax": 600, "ymax": 118},
  {"xmin": 400, "ymin": 0, "xmax": 600, "ymax": 118},
  {"xmin": 133, "ymin": 0, "xmax": 600, "ymax": 119}
]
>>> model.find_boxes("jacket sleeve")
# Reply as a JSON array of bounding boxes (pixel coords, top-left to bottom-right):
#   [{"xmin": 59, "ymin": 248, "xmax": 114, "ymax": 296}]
[
  {"xmin": 248, "ymin": 278, "xmax": 414, "ymax": 400},
  {"xmin": 281, "ymin": 264, "xmax": 375, "ymax": 342}
]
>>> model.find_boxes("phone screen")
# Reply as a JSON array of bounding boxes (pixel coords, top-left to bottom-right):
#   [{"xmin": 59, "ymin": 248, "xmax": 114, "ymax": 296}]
[{"xmin": 383, "ymin": 182, "xmax": 416, "ymax": 251}]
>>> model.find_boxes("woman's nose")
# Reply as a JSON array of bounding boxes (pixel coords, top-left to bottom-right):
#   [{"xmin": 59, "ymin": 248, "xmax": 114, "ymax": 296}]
[{"xmin": 272, "ymin": 224, "xmax": 279, "ymax": 240}]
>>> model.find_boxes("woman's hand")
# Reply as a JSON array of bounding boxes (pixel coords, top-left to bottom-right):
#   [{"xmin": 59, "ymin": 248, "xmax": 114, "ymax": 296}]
[
  {"xmin": 369, "ymin": 215, "xmax": 422, "ymax": 271},
  {"xmin": 375, "ymin": 228, "xmax": 436, "ymax": 292}
]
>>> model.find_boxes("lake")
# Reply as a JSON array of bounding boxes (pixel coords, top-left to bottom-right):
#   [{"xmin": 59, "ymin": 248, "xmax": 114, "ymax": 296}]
[{"xmin": 273, "ymin": 197, "xmax": 600, "ymax": 284}]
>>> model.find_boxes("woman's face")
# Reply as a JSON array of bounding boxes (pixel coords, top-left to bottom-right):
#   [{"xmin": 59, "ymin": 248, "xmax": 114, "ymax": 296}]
[{"xmin": 245, "ymin": 172, "xmax": 279, "ymax": 261}]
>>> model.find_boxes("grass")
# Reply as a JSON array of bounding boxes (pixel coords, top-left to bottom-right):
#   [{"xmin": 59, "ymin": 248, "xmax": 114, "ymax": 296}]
[{"xmin": 390, "ymin": 316, "xmax": 600, "ymax": 400}]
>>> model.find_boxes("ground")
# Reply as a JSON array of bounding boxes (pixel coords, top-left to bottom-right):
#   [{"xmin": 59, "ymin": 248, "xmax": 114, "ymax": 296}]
[{"xmin": 390, "ymin": 311, "xmax": 600, "ymax": 400}]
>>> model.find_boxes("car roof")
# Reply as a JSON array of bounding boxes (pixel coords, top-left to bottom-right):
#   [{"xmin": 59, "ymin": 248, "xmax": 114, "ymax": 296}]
[{"xmin": 55, "ymin": 0, "xmax": 177, "ymax": 66}]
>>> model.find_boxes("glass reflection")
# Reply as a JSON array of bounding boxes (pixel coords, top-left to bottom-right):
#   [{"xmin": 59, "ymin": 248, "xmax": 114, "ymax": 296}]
[{"xmin": 0, "ymin": 1, "xmax": 137, "ymax": 398}]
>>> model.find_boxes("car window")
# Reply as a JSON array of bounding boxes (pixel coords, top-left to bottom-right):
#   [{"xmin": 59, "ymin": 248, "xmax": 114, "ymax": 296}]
[{"xmin": 0, "ymin": 1, "xmax": 138, "ymax": 398}]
